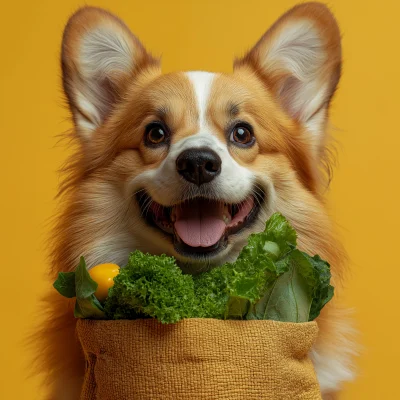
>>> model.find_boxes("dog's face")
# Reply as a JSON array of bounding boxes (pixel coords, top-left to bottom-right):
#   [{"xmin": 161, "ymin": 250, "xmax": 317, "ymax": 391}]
[{"xmin": 58, "ymin": 4, "xmax": 342, "ymax": 274}]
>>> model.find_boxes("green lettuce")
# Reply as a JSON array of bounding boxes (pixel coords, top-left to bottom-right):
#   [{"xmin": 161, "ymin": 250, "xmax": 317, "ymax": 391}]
[{"xmin": 104, "ymin": 252, "xmax": 197, "ymax": 324}]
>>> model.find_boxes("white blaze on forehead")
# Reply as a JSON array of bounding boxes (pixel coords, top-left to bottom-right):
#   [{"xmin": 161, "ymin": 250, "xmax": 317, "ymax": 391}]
[{"xmin": 185, "ymin": 71, "xmax": 216, "ymax": 128}]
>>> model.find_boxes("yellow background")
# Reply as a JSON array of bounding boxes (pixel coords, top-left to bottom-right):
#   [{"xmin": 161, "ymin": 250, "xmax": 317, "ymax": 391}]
[{"xmin": 1, "ymin": 0, "xmax": 399, "ymax": 398}]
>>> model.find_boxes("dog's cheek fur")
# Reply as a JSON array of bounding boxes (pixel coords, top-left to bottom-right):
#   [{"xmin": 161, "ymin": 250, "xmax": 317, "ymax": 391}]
[{"xmin": 49, "ymin": 146, "xmax": 177, "ymax": 278}]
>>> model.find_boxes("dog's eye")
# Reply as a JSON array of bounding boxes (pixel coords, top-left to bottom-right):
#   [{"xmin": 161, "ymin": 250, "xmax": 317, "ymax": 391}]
[
  {"xmin": 145, "ymin": 123, "xmax": 169, "ymax": 146},
  {"xmin": 230, "ymin": 124, "xmax": 254, "ymax": 146}
]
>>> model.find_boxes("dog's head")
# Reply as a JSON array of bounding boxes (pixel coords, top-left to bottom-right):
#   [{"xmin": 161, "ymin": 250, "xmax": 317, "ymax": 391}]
[{"xmin": 57, "ymin": 3, "xmax": 342, "ymax": 274}]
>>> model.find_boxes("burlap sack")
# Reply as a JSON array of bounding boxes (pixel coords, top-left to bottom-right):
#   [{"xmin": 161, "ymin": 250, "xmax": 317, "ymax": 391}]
[{"xmin": 76, "ymin": 318, "xmax": 321, "ymax": 400}]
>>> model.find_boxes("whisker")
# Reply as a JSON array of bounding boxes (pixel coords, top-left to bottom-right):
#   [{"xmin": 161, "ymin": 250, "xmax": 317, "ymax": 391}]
[
  {"xmin": 132, "ymin": 188, "xmax": 146, "ymax": 198},
  {"xmin": 140, "ymin": 196, "xmax": 153, "ymax": 217},
  {"xmin": 144, "ymin": 200, "xmax": 153, "ymax": 219}
]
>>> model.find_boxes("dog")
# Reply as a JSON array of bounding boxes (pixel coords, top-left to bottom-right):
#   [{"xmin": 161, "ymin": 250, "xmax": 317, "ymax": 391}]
[{"xmin": 36, "ymin": 3, "xmax": 356, "ymax": 399}]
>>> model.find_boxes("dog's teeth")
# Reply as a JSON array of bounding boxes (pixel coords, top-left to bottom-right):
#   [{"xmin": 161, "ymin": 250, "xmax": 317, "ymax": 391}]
[
  {"xmin": 224, "ymin": 203, "xmax": 231, "ymax": 215},
  {"xmin": 223, "ymin": 214, "xmax": 231, "ymax": 224}
]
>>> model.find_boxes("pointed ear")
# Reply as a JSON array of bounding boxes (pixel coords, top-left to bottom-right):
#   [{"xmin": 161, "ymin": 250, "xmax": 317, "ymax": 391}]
[
  {"xmin": 235, "ymin": 2, "xmax": 341, "ymax": 147},
  {"xmin": 62, "ymin": 7, "xmax": 159, "ymax": 140}
]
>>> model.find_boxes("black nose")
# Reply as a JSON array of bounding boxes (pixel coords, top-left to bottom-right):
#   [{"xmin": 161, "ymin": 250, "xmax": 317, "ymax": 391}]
[{"xmin": 176, "ymin": 147, "xmax": 222, "ymax": 186}]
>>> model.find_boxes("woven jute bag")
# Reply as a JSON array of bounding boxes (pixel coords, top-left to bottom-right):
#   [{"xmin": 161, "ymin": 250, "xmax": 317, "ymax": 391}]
[{"xmin": 76, "ymin": 318, "xmax": 321, "ymax": 400}]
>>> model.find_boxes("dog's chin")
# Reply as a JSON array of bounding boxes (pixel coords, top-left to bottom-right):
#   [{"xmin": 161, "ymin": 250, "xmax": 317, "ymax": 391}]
[{"xmin": 135, "ymin": 186, "xmax": 264, "ymax": 272}]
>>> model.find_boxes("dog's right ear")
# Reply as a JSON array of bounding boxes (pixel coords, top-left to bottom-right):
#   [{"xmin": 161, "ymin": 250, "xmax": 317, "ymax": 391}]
[{"xmin": 62, "ymin": 7, "xmax": 159, "ymax": 140}]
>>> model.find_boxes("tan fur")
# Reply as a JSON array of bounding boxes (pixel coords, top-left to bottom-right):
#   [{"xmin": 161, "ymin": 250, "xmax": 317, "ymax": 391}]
[{"xmin": 32, "ymin": 3, "xmax": 354, "ymax": 399}]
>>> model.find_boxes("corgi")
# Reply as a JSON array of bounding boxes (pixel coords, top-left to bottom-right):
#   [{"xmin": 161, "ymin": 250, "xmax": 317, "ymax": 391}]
[{"xmin": 36, "ymin": 3, "xmax": 356, "ymax": 399}]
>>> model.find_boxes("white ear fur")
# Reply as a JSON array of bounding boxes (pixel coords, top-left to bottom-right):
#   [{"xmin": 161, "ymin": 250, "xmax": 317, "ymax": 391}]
[
  {"xmin": 75, "ymin": 27, "xmax": 134, "ymax": 136},
  {"xmin": 62, "ymin": 7, "xmax": 157, "ymax": 140},
  {"xmin": 265, "ymin": 21, "xmax": 327, "ymax": 126},
  {"xmin": 235, "ymin": 3, "xmax": 341, "ymax": 149}
]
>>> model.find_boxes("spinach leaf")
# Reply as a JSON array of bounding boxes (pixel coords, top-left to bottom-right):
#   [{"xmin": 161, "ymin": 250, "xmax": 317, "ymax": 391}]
[
  {"xmin": 73, "ymin": 257, "xmax": 105, "ymax": 319},
  {"xmin": 75, "ymin": 295, "xmax": 105, "ymax": 319},
  {"xmin": 305, "ymin": 253, "xmax": 334, "ymax": 320},
  {"xmin": 247, "ymin": 255, "xmax": 312, "ymax": 322},
  {"xmin": 75, "ymin": 257, "xmax": 98, "ymax": 299},
  {"xmin": 53, "ymin": 271, "xmax": 76, "ymax": 298}
]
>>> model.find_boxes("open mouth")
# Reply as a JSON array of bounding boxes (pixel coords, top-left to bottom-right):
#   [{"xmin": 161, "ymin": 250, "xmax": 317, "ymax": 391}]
[{"xmin": 136, "ymin": 189, "xmax": 264, "ymax": 258}]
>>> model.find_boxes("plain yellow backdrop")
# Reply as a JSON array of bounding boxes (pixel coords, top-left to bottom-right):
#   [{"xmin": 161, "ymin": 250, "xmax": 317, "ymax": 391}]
[{"xmin": 1, "ymin": 0, "xmax": 399, "ymax": 398}]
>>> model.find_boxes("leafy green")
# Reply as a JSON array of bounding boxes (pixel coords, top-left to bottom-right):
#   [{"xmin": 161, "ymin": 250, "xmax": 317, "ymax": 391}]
[
  {"xmin": 75, "ymin": 257, "xmax": 98, "ymax": 298},
  {"xmin": 52, "ymin": 213, "xmax": 334, "ymax": 324},
  {"xmin": 192, "ymin": 264, "xmax": 230, "ymax": 318},
  {"xmin": 260, "ymin": 212, "xmax": 297, "ymax": 259},
  {"xmin": 104, "ymin": 251, "xmax": 198, "ymax": 324},
  {"xmin": 305, "ymin": 254, "xmax": 334, "ymax": 320},
  {"xmin": 53, "ymin": 271, "xmax": 76, "ymax": 298},
  {"xmin": 224, "ymin": 296, "xmax": 251, "ymax": 319},
  {"xmin": 246, "ymin": 250, "xmax": 334, "ymax": 322},
  {"xmin": 74, "ymin": 296, "xmax": 105, "ymax": 319},
  {"xmin": 53, "ymin": 257, "xmax": 105, "ymax": 319},
  {"xmin": 73, "ymin": 257, "xmax": 105, "ymax": 319},
  {"xmin": 247, "ymin": 251, "xmax": 313, "ymax": 322}
]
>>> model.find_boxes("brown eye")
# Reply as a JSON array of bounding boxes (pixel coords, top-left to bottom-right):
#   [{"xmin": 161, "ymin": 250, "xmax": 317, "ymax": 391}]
[
  {"xmin": 145, "ymin": 123, "xmax": 169, "ymax": 146},
  {"xmin": 230, "ymin": 125, "xmax": 254, "ymax": 146}
]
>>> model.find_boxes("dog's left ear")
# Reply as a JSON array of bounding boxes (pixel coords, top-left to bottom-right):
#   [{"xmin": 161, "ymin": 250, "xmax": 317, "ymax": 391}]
[
  {"xmin": 62, "ymin": 7, "xmax": 159, "ymax": 140},
  {"xmin": 235, "ymin": 2, "xmax": 341, "ymax": 148}
]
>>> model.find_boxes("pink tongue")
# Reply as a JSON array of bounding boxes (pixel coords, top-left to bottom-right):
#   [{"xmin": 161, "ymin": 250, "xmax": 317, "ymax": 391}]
[{"xmin": 174, "ymin": 199, "xmax": 226, "ymax": 248}]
